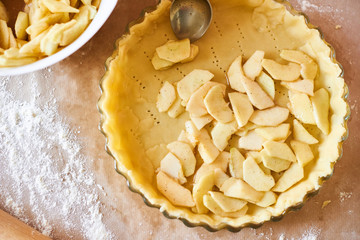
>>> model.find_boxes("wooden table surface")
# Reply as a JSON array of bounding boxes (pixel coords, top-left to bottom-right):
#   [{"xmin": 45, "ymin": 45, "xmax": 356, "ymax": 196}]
[{"xmin": 1, "ymin": 0, "xmax": 359, "ymax": 239}]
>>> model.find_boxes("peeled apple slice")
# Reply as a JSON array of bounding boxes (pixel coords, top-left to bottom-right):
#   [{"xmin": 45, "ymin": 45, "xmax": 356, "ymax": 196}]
[
  {"xmin": 241, "ymin": 76, "xmax": 274, "ymax": 110},
  {"xmin": 293, "ymin": 119, "xmax": 318, "ymax": 144},
  {"xmin": 311, "ymin": 88, "xmax": 330, "ymax": 134},
  {"xmin": 243, "ymin": 156, "xmax": 275, "ymax": 191},
  {"xmin": 177, "ymin": 69, "xmax": 214, "ymax": 104},
  {"xmin": 243, "ymin": 50, "xmax": 265, "ymax": 80},
  {"xmin": 157, "ymin": 171, "xmax": 195, "ymax": 207},
  {"xmin": 228, "ymin": 92, "xmax": 254, "ymax": 128},
  {"xmin": 156, "ymin": 39, "xmax": 190, "ymax": 63},
  {"xmin": 220, "ymin": 177, "xmax": 264, "ymax": 203},
  {"xmin": 262, "ymin": 59, "xmax": 301, "ymax": 81},
  {"xmin": 156, "ymin": 81, "xmax": 176, "ymax": 112},
  {"xmin": 227, "ymin": 55, "xmax": 246, "ymax": 92},
  {"xmin": 250, "ymin": 106, "xmax": 289, "ymax": 126},
  {"xmin": 204, "ymin": 85, "xmax": 234, "ymax": 123},
  {"xmin": 272, "ymin": 163, "xmax": 304, "ymax": 192}
]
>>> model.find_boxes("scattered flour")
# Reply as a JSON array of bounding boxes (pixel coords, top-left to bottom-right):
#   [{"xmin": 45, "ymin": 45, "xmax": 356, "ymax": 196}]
[
  {"xmin": 339, "ymin": 192, "xmax": 352, "ymax": 202},
  {"xmin": 349, "ymin": 99, "xmax": 357, "ymax": 116},
  {"xmin": 350, "ymin": 101, "xmax": 357, "ymax": 110},
  {"xmin": 296, "ymin": 0, "xmax": 342, "ymax": 13},
  {"xmin": 278, "ymin": 233, "xmax": 285, "ymax": 240},
  {"xmin": 278, "ymin": 226, "xmax": 321, "ymax": 240},
  {"xmin": 300, "ymin": 226, "xmax": 321, "ymax": 240},
  {"xmin": 0, "ymin": 72, "xmax": 113, "ymax": 240}
]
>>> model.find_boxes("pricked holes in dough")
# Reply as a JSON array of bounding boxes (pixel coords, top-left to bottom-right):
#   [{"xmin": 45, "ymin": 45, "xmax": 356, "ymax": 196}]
[
  {"xmin": 143, "ymin": 50, "xmax": 151, "ymax": 62},
  {"xmin": 214, "ymin": 21, "xmax": 223, "ymax": 37},
  {"xmin": 210, "ymin": 46, "xmax": 224, "ymax": 71}
]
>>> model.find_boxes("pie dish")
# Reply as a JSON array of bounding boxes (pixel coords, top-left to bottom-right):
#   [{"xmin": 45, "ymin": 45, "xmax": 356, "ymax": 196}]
[{"xmin": 98, "ymin": 0, "xmax": 349, "ymax": 231}]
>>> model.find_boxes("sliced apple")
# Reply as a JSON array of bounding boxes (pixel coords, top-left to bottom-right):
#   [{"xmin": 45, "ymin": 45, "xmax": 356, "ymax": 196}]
[
  {"xmin": 293, "ymin": 119, "xmax": 319, "ymax": 144},
  {"xmin": 259, "ymin": 162, "xmax": 271, "ymax": 175},
  {"xmin": 256, "ymin": 71, "xmax": 275, "ymax": 99},
  {"xmin": 262, "ymin": 59, "xmax": 301, "ymax": 81},
  {"xmin": 290, "ymin": 140, "xmax": 314, "ymax": 167},
  {"xmin": 235, "ymin": 122, "xmax": 257, "ymax": 137},
  {"xmin": 272, "ymin": 163, "xmax": 304, "ymax": 192},
  {"xmin": 243, "ymin": 50, "xmax": 265, "ymax": 80},
  {"xmin": 288, "ymin": 90, "xmax": 316, "ymax": 125},
  {"xmin": 220, "ymin": 177, "xmax": 264, "ymax": 203},
  {"xmin": 194, "ymin": 151, "xmax": 230, "ymax": 183},
  {"xmin": 202, "ymin": 194, "xmax": 222, "ymax": 215},
  {"xmin": 0, "ymin": 3, "xmax": 9, "ymax": 23},
  {"xmin": 41, "ymin": 1, "xmax": 80, "ymax": 13},
  {"xmin": 177, "ymin": 130, "xmax": 196, "ymax": 149},
  {"xmin": 160, "ymin": 152, "xmax": 187, "ymax": 184},
  {"xmin": 227, "ymin": 55, "xmax": 246, "ymax": 92},
  {"xmin": 209, "ymin": 191, "xmax": 247, "ymax": 212},
  {"xmin": 256, "ymin": 191, "xmax": 277, "ymax": 207},
  {"xmin": 228, "ymin": 92, "xmax": 254, "ymax": 127},
  {"xmin": 167, "ymin": 141, "xmax": 196, "ymax": 177},
  {"xmin": 243, "ymin": 156, "xmax": 275, "ymax": 192},
  {"xmin": 263, "ymin": 141, "xmax": 296, "ymax": 162},
  {"xmin": 239, "ymin": 130, "xmax": 264, "ymax": 151},
  {"xmin": 229, "ymin": 148, "xmax": 245, "ymax": 179},
  {"xmin": 280, "ymin": 49, "xmax": 318, "ymax": 80},
  {"xmin": 203, "ymin": 194, "xmax": 248, "ymax": 218},
  {"xmin": 246, "ymin": 151, "xmax": 262, "ymax": 164},
  {"xmin": 186, "ymin": 82, "xmax": 225, "ymax": 117},
  {"xmin": 156, "ymin": 81, "xmax": 176, "ymax": 112},
  {"xmin": 151, "ymin": 52, "xmax": 174, "ymax": 70},
  {"xmin": 214, "ymin": 168, "xmax": 230, "ymax": 188},
  {"xmin": 273, "ymin": 82, "xmax": 290, "ymax": 108},
  {"xmin": 156, "ymin": 38, "xmax": 190, "ymax": 63},
  {"xmin": 280, "ymin": 49, "xmax": 315, "ymax": 65},
  {"xmin": 193, "ymin": 171, "xmax": 214, "ymax": 213},
  {"xmin": 212, "ymin": 150, "xmax": 230, "ymax": 169},
  {"xmin": 241, "ymin": 76, "xmax": 274, "ymax": 110},
  {"xmin": 190, "ymin": 114, "xmax": 213, "ymax": 130},
  {"xmin": 157, "ymin": 171, "xmax": 195, "ymax": 207},
  {"xmin": 198, "ymin": 129, "xmax": 220, "ymax": 164},
  {"xmin": 204, "ymin": 85, "xmax": 234, "ymax": 123},
  {"xmin": 281, "ymin": 79, "xmax": 314, "ymax": 96},
  {"xmin": 301, "ymin": 62, "xmax": 318, "ymax": 81},
  {"xmin": 260, "ymin": 151, "xmax": 291, "ymax": 172},
  {"xmin": 255, "ymin": 123, "xmax": 290, "ymax": 141},
  {"xmin": 177, "ymin": 69, "xmax": 214, "ymax": 103},
  {"xmin": 311, "ymin": 88, "xmax": 330, "ymax": 135},
  {"xmin": 185, "ymin": 120, "xmax": 201, "ymax": 144},
  {"xmin": 0, "ymin": 21, "xmax": 10, "ymax": 50},
  {"xmin": 167, "ymin": 94, "xmax": 185, "ymax": 118},
  {"xmin": 181, "ymin": 44, "xmax": 199, "ymax": 63},
  {"xmin": 211, "ymin": 120, "xmax": 238, "ymax": 151},
  {"xmin": 145, "ymin": 144, "xmax": 168, "ymax": 169},
  {"xmin": 250, "ymin": 106, "xmax": 289, "ymax": 126}
]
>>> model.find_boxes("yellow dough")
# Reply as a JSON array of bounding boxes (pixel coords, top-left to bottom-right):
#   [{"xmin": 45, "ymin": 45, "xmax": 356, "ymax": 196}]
[{"xmin": 99, "ymin": 0, "xmax": 348, "ymax": 229}]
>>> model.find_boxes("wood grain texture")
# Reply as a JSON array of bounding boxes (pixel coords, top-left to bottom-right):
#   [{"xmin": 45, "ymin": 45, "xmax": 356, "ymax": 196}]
[{"xmin": 0, "ymin": 209, "xmax": 51, "ymax": 240}]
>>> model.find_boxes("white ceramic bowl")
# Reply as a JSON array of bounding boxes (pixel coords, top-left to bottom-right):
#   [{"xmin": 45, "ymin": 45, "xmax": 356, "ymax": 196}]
[{"xmin": 0, "ymin": 0, "xmax": 117, "ymax": 76}]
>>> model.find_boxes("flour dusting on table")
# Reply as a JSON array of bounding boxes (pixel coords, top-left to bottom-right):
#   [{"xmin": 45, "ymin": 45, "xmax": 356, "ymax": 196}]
[
  {"xmin": 278, "ymin": 226, "xmax": 321, "ymax": 240},
  {"xmin": 339, "ymin": 192, "xmax": 352, "ymax": 203},
  {"xmin": 295, "ymin": 0, "xmax": 342, "ymax": 13},
  {"xmin": 0, "ymin": 72, "xmax": 113, "ymax": 240}
]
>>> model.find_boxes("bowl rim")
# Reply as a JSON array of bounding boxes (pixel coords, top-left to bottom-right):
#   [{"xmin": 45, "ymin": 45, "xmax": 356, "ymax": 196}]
[
  {"xmin": 97, "ymin": 0, "xmax": 350, "ymax": 232},
  {"xmin": 0, "ymin": 0, "xmax": 117, "ymax": 77}
]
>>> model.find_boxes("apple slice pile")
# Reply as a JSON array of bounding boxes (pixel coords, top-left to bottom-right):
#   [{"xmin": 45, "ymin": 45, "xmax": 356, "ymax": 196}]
[
  {"xmin": 154, "ymin": 49, "xmax": 330, "ymax": 217},
  {"xmin": 151, "ymin": 39, "xmax": 199, "ymax": 70}
]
